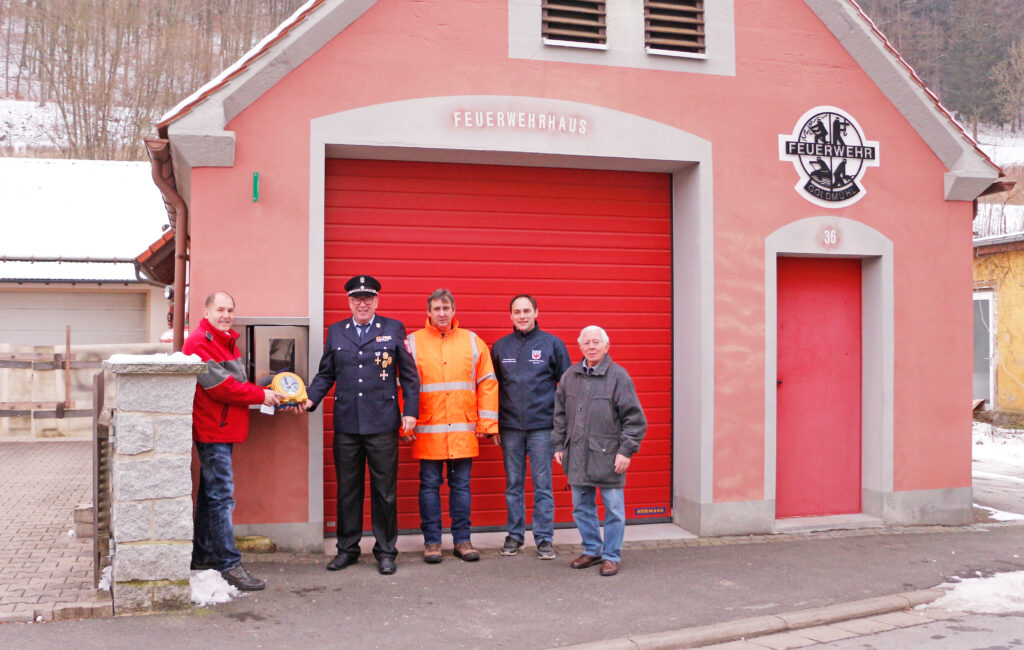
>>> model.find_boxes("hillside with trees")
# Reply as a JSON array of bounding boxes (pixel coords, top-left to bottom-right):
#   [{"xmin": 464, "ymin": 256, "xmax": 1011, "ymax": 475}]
[
  {"xmin": 857, "ymin": 0, "xmax": 1024, "ymax": 137},
  {"xmin": 1, "ymin": 0, "xmax": 1023, "ymax": 161},
  {"xmin": 0, "ymin": 0, "xmax": 307, "ymax": 159}
]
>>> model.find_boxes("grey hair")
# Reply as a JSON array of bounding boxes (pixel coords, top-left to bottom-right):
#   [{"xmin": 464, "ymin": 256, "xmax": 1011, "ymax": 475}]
[
  {"xmin": 427, "ymin": 288, "xmax": 455, "ymax": 310},
  {"xmin": 577, "ymin": 325, "xmax": 609, "ymax": 346}
]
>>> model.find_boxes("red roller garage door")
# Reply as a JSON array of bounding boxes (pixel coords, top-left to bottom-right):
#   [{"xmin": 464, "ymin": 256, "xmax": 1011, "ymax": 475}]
[{"xmin": 322, "ymin": 159, "xmax": 672, "ymax": 535}]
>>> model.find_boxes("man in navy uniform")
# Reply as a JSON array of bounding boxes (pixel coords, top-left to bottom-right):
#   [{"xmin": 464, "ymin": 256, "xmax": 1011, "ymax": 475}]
[{"xmin": 304, "ymin": 275, "xmax": 419, "ymax": 575}]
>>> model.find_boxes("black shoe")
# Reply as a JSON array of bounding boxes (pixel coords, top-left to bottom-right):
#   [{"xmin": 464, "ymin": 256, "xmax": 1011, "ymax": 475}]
[
  {"xmin": 378, "ymin": 557, "xmax": 396, "ymax": 575},
  {"xmin": 500, "ymin": 536, "xmax": 523, "ymax": 556},
  {"xmin": 221, "ymin": 565, "xmax": 266, "ymax": 591},
  {"xmin": 190, "ymin": 560, "xmax": 218, "ymax": 571},
  {"xmin": 536, "ymin": 541, "xmax": 556, "ymax": 560},
  {"xmin": 327, "ymin": 553, "xmax": 359, "ymax": 571}
]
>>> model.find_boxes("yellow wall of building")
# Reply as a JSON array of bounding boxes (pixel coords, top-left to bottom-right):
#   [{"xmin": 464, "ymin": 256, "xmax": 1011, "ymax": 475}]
[{"xmin": 975, "ymin": 247, "xmax": 1024, "ymax": 410}]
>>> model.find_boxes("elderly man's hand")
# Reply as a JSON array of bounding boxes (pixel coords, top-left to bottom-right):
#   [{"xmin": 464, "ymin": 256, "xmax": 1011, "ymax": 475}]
[
  {"xmin": 614, "ymin": 453, "xmax": 631, "ymax": 474},
  {"xmin": 554, "ymin": 451, "xmax": 563, "ymax": 466}
]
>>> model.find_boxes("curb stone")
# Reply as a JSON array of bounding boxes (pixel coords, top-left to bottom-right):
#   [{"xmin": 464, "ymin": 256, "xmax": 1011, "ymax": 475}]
[{"xmin": 555, "ymin": 589, "xmax": 946, "ymax": 649}]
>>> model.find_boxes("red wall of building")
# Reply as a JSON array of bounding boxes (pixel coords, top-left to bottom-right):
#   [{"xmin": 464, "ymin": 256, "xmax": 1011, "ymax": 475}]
[{"xmin": 184, "ymin": 0, "xmax": 973, "ymax": 528}]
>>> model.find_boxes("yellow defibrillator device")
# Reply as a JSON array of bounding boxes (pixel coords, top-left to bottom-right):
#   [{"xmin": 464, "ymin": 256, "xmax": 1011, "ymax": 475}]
[{"xmin": 271, "ymin": 372, "xmax": 308, "ymax": 405}]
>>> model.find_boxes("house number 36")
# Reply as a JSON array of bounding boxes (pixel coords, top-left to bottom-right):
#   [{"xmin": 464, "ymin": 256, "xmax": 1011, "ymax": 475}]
[{"xmin": 821, "ymin": 226, "xmax": 840, "ymax": 249}]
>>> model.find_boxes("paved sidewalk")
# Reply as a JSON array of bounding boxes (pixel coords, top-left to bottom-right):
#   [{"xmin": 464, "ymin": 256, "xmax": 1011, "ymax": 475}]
[
  {"xmin": 0, "ymin": 440, "xmax": 111, "ymax": 622},
  {"xmin": 2, "ymin": 520, "xmax": 1022, "ymax": 648}
]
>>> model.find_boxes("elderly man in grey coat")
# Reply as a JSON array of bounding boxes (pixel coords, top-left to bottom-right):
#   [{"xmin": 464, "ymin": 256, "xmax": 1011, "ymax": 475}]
[{"xmin": 552, "ymin": 325, "xmax": 646, "ymax": 577}]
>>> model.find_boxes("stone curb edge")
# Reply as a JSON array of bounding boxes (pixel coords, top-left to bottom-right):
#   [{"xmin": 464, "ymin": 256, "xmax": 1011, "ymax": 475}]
[
  {"xmin": 554, "ymin": 588, "xmax": 946, "ymax": 649},
  {"xmin": 0, "ymin": 590, "xmax": 112, "ymax": 625}
]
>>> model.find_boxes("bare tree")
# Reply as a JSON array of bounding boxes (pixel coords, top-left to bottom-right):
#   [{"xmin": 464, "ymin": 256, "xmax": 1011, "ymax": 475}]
[
  {"xmin": 993, "ymin": 40, "xmax": 1024, "ymax": 130},
  {"xmin": 3, "ymin": 0, "xmax": 307, "ymax": 160}
]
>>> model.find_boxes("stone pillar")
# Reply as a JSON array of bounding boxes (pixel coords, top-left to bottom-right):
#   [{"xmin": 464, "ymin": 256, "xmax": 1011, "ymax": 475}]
[{"xmin": 105, "ymin": 355, "xmax": 204, "ymax": 615}]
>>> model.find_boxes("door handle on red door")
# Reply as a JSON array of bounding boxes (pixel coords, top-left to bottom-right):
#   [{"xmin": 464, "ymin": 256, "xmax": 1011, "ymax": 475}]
[{"xmin": 777, "ymin": 379, "xmax": 783, "ymax": 385}]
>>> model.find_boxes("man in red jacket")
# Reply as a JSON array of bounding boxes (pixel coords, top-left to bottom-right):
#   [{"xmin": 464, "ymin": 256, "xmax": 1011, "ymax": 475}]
[{"xmin": 183, "ymin": 291, "xmax": 283, "ymax": 591}]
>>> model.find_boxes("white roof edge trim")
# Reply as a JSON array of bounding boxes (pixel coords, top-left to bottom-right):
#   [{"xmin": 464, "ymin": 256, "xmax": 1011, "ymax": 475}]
[
  {"xmin": 159, "ymin": 0, "xmax": 321, "ymax": 124},
  {"xmin": 160, "ymin": 0, "xmax": 377, "ymax": 132},
  {"xmin": 806, "ymin": 0, "xmax": 1000, "ymax": 198}
]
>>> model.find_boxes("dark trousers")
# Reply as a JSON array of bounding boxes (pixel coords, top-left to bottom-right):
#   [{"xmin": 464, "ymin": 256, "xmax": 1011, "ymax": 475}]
[
  {"xmin": 194, "ymin": 442, "xmax": 241, "ymax": 571},
  {"xmin": 418, "ymin": 458, "xmax": 473, "ymax": 545},
  {"xmin": 333, "ymin": 430, "xmax": 399, "ymax": 560}
]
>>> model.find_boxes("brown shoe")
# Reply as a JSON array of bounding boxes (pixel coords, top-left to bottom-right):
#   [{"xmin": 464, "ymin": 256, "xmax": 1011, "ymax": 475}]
[
  {"xmin": 570, "ymin": 554, "xmax": 602, "ymax": 569},
  {"xmin": 599, "ymin": 560, "xmax": 619, "ymax": 576},
  {"xmin": 452, "ymin": 541, "xmax": 480, "ymax": 562},
  {"xmin": 423, "ymin": 543, "xmax": 442, "ymax": 564}
]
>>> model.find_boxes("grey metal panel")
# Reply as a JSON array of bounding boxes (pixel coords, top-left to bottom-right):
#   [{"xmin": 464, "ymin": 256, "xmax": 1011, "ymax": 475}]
[{"xmin": 0, "ymin": 290, "xmax": 148, "ymax": 346}]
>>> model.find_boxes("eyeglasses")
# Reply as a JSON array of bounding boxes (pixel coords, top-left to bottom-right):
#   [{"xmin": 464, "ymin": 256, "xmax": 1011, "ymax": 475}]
[{"xmin": 349, "ymin": 296, "xmax": 376, "ymax": 305}]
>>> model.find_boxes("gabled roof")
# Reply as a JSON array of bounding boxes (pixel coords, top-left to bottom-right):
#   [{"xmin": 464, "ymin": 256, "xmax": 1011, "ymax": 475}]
[{"xmin": 157, "ymin": 0, "xmax": 1002, "ymax": 202}]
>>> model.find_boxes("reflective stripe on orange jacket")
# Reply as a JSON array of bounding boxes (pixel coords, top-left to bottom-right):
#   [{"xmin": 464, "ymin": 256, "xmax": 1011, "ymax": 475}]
[{"xmin": 408, "ymin": 318, "xmax": 499, "ymax": 460}]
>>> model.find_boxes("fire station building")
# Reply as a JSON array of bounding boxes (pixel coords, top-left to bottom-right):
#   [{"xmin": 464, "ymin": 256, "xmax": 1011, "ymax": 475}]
[{"xmin": 150, "ymin": 0, "xmax": 1004, "ymax": 551}]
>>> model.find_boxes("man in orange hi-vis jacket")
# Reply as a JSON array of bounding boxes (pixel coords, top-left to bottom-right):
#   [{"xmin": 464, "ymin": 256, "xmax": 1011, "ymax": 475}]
[{"xmin": 405, "ymin": 288, "xmax": 499, "ymax": 564}]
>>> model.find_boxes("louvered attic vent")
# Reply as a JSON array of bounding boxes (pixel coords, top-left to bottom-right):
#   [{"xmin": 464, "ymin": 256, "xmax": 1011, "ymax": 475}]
[
  {"xmin": 645, "ymin": 0, "xmax": 706, "ymax": 57},
  {"xmin": 542, "ymin": 0, "xmax": 607, "ymax": 48}
]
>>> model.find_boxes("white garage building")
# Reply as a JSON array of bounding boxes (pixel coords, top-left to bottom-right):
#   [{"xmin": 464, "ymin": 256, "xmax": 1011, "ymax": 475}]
[{"xmin": 0, "ymin": 158, "xmax": 172, "ymax": 346}]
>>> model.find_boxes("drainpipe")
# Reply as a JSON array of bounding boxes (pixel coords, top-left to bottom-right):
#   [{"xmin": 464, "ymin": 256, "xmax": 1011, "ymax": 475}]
[{"xmin": 145, "ymin": 137, "xmax": 189, "ymax": 352}]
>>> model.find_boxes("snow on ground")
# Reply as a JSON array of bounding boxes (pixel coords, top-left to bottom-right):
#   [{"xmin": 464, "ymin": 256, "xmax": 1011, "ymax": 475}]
[
  {"xmin": 973, "ymin": 421, "xmax": 1024, "ymax": 466},
  {"xmin": 929, "ymin": 570, "xmax": 1024, "ymax": 614},
  {"xmin": 190, "ymin": 569, "xmax": 241, "ymax": 606},
  {"xmin": 975, "ymin": 504, "xmax": 1024, "ymax": 521},
  {"xmin": 0, "ymin": 99, "xmax": 63, "ymax": 152},
  {"xmin": 98, "ymin": 566, "xmax": 111, "ymax": 592},
  {"xmin": 975, "ymin": 125, "xmax": 1024, "ymax": 168},
  {"xmin": 974, "ymin": 202, "xmax": 1024, "ymax": 239}
]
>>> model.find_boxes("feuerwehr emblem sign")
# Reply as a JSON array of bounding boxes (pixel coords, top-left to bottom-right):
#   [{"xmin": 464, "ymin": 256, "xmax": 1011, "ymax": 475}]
[{"xmin": 778, "ymin": 106, "xmax": 879, "ymax": 208}]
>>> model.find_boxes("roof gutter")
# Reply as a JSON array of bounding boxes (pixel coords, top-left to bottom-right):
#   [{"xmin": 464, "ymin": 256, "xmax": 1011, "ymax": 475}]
[
  {"xmin": 145, "ymin": 137, "xmax": 189, "ymax": 352},
  {"xmin": 0, "ymin": 255, "xmax": 166, "ymax": 288},
  {"xmin": 978, "ymin": 179, "xmax": 1017, "ymax": 198}
]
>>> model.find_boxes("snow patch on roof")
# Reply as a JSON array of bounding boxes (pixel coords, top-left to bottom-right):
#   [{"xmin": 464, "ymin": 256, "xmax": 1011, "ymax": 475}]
[
  {"xmin": 0, "ymin": 157, "xmax": 169, "ymax": 281},
  {"xmin": 0, "ymin": 261, "xmax": 139, "ymax": 282}
]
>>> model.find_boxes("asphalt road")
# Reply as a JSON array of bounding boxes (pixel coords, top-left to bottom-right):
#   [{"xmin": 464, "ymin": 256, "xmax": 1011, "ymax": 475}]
[
  {"xmin": 807, "ymin": 457, "xmax": 1024, "ymax": 649},
  {"xmin": 972, "ymin": 455, "xmax": 1024, "ymax": 518},
  {"xmin": 3, "ymin": 524, "xmax": 1024, "ymax": 650}
]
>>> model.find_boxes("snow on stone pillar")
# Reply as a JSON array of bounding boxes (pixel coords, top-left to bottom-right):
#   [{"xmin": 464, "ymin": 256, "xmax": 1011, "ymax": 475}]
[{"xmin": 106, "ymin": 354, "xmax": 204, "ymax": 615}]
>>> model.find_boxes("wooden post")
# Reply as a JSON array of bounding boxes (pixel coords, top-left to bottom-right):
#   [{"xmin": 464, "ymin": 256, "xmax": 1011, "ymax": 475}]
[{"xmin": 65, "ymin": 325, "xmax": 72, "ymax": 409}]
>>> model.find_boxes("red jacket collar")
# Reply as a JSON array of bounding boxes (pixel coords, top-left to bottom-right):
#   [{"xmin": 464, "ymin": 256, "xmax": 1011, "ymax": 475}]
[{"xmin": 198, "ymin": 317, "xmax": 239, "ymax": 346}]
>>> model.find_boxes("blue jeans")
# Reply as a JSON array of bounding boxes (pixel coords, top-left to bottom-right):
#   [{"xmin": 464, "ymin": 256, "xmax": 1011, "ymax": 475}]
[
  {"xmin": 194, "ymin": 442, "xmax": 241, "ymax": 571},
  {"xmin": 571, "ymin": 485, "xmax": 625, "ymax": 563},
  {"xmin": 500, "ymin": 429, "xmax": 554, "ymax": 543},
  {"xmin": 419, "ymin": 459, "xmax": 473, "ymax": 545}
]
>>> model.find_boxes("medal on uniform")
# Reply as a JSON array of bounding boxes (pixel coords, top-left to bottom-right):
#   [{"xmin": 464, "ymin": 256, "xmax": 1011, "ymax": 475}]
[
  {"xmin": 380, "ymin": 351, "xmax": 392, "ymax": 380},
  {"xmin": 375, "ymin": 350, "xmax": 382, "ymax": 365},
  {"xmin": 270, "ymin": 372, "xmax": 308, "ymax": 405}
]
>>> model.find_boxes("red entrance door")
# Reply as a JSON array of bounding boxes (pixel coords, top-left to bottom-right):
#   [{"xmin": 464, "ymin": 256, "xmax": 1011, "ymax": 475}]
[{"xmin": 776, "ymin": 257, "xmax": 862, "ymax": 518}]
